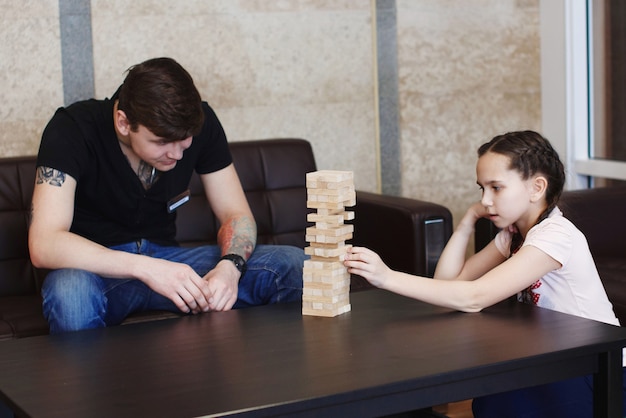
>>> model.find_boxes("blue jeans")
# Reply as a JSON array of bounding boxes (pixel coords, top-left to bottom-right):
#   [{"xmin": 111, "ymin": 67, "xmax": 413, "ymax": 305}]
[
  {"xmin": 42, "ymin": 242, "xmax": 306, "ymax": 334},
  {"xmin": 472, "ymin": 370, "xmax": 626, "ymax": 418}
]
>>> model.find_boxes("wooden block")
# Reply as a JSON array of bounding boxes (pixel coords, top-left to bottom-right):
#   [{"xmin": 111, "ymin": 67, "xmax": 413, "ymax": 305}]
[
  {"xmin": 306, "ymin": 233, "xmax": 353, "ymax": 244},
  {"xmin": 302, "ymin": 297, "xmax": 350, "ymax": 309},
  {"xmin": 303, "ymin": 285, "xmax": 350, "ymax": 298},
  {"xmin": 307, "ymin": 213, "xmax": 345, "ymax": 224},
  {"xmin": 307, "ymin": 191, "xmax": 355, "ymax": 207},
  {"xmin": 307, "ymin": 185, "xmax": 354, "ymax": 197},
  {"xmin": 303, "ymin": 267, "xmax": 349, "ymax": 281},
  {"xmin": 305, "ymin": 273, "xmax": 349, "ymax": 284},
  {"xmin": 306, "ymin": 242, "xmax": 351, "ymax": 251},
  {"xmin": 306, "ymin": 224, "xmax": 354, "ymax": 237},
  {"xmin": 302, "ymin": 302, "xmax": 351, "ymax": 317},
  {"xmin": 303, "ymin": 260, "xmax": 346, "ymax": 274},
  {"xmin": 305, "ymin": 224, "xmax": 354, "ymax": 244},
  {"xmin": 305, "ymin": 245, "xmax": 349, "ymax": 258},
  {"xmin": 307, "ymin": 247, "xmax": 352, "ymax": 263},
  {"xmin": 301, "ymin": 277, "xmax": 350, "ymax": 289},
  {"xmin": 307, "ymin": 200, "xmax": 349, "ymax": 210},
  {"xmin": 303, "ymin": 272, "xmax": 350, "ymax": 285},
  {"xmin": 307, "ymin": 192, "xmax": 356, "ymax": 207},
  {"xmin": 306, "ymin": 170, "xmax": 353, "ymax": 183},
  {"xmin": 302, "ymin": 290, "xmax": 350, "ymax": 304},
  {"xmin": 311, "ymin": 209, "xmax": 354, "ymax": 220}
]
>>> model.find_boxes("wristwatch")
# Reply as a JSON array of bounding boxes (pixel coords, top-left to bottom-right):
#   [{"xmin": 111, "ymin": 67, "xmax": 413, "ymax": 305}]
[{"xmin": 220, "ymin": 254, "xmax": 247, "ymax": 275}]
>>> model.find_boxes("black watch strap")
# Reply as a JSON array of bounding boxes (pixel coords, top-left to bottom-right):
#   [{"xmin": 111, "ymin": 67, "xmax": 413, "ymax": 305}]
[{"xmin": 220, "ymin": 254, "xmax": 247, "ymax": 275}]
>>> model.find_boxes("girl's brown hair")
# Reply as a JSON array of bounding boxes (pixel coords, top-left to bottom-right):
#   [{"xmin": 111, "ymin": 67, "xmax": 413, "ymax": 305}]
[{"xmin": 478, "ymin": 130, "xmax": 566, "ymax": 254}]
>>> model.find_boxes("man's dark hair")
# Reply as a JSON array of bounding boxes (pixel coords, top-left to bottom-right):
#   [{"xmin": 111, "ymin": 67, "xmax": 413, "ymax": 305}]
[{"xmin": 117, "ymin": 57, "xmax": 204, "ymax": 142}]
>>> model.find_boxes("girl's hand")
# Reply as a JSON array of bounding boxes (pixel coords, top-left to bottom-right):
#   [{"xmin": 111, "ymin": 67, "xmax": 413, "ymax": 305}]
[
  {"xmin": 467, "ymin": 201, "xmax": 490, "ymax": 222},
  {"xmin": 344, "ymin": 246, "xmax": 392, "ymax": 288},
  {"xmin": 457, "ymin": 202, "xmax": 490, "ymax": 232}
]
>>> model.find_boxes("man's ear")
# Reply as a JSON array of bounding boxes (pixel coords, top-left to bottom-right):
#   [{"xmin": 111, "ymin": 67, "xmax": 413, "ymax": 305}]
[
  {"xmin": 530, "ymin": 175, "xmax": 548, "ymax": 203},
  {"xmin": 114, "ymin": 109, "xmax": 131, "ymax": 136}
]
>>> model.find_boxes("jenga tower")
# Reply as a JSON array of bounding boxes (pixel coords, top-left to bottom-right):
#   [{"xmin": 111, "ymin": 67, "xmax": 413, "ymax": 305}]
[{"xmin": 302, "ymin": 170, "xmax": 356, "ymax": 317}]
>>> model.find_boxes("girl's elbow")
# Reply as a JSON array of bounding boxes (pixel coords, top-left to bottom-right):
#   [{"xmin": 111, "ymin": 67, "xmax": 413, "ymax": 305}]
[
  {"xmin": 455, "ymin": 291, "xmax": 488, "ymax": 313},
  {"xmin": 458, "ymin": 305, "xmax": 484, "ymax": 313}
]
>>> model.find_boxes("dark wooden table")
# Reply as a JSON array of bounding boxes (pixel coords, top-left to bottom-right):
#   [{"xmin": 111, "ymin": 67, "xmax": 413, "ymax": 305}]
[{"xmin": 1, "ymin": 289, "xmax": 625, "ymax": 418}]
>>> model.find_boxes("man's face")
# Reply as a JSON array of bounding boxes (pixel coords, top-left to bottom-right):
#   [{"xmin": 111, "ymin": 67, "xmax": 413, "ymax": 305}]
[{"xmin": 127, "ymin": 124, "xmax": 192, "ymax": 172}]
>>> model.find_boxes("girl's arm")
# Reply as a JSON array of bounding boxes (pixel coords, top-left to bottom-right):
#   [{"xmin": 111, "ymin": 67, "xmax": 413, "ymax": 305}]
[
  {"xmin": 434, "ymin": 201, "xmax": 505, "ymax": 281},
  {"xmin": 345, "ymin": 245, "xmax": 561, "ymax": 312}
]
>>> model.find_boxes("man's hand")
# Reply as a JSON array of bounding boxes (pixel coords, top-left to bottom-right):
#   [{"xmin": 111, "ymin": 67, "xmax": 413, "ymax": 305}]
[
  {"xmin": 142, "ymin": 258, "xmax": 213, "ymax": 314},
  {"xmin": 203, "ymin": 260, "xmax": 241, "ymax": 311}
]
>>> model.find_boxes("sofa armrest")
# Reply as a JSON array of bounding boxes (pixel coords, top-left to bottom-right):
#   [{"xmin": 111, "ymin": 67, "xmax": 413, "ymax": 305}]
[
  {"xmin": 352, "ymin": 191, "xmax": 453, "ymax": 278},
  {"xmin": 475, "ymin": 217, "xmax": 499, "ymax": 253}
]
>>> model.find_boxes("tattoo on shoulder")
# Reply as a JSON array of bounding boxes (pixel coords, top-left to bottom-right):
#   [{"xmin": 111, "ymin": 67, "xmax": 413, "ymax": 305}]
[{"xmin": 36, "ymin": 166, "xmax": 66, "ymax": 187}]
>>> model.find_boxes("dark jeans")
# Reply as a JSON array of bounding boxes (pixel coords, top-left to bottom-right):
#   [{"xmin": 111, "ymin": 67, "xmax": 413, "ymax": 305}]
[
  {"xmin": 42, "ymin": 242, "xmax": 306, "ymax": 333},
  {"xmin": 473, "ymin": 369, "xmax": 626, "ymax": 418}
]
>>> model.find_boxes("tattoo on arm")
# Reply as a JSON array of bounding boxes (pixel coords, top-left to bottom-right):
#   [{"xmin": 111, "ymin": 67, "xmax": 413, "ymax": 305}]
[
  {"xmin": 36, "ymin": 166, "xmax": 66, "ymax": 187},
  {"xmin": 217, "ymin": 215, "xmax": 257, "ymax": 259}
]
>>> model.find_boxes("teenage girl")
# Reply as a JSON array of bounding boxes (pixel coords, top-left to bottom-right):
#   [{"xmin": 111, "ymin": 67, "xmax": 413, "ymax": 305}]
[{"xmin": 344, "ymin": 130, "xmax": 625, "ymax": 418}]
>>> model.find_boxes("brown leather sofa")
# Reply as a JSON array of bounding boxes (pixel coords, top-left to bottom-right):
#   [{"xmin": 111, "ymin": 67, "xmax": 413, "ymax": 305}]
[
  {"xmin": 0, "ymin": 138, "xmax": 453, "ymax": 339},
  {"xmin": 475, "ymin": 186, "xmax": 626, "ymax": 324}
]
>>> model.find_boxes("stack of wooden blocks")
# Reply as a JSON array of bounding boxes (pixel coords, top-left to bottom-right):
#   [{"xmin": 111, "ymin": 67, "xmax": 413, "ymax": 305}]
[{"xmin": 302, "ymin": 170, "xmax": 356, "ymax": 317}]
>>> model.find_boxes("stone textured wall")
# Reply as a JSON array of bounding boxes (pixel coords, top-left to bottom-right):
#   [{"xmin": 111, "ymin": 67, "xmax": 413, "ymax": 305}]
[
  {"xmin": 396, "ymin": 0, "xmax": 541, "ymax": 225},
  {"xmin": 1, "ymin": 1, "xmax": 63, "ymax": 156},
  {"xmin": 90, "ymin": 1, "xmax": 377, "ymax": 191}
]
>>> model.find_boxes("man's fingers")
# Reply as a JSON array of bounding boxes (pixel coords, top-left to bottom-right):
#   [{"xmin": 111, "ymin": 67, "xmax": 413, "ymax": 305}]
[
  {"xmin": 175, "ymin": 293, "xmax": 192, "ymax": 313},
  {"xmin": 173, "ymin": 279, "xmax": 212, "ymax": 314}
]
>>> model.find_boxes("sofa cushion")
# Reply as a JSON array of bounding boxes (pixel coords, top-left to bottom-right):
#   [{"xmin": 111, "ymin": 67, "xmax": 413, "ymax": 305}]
[
  {"xmin": 596, "ymin": 257, "xmax": 626, "ymax": 324},
  {"xmin": 559, "ymin": 187, "xmax": 626, "ymax": 259},
  {"xmin": 0, "ymin": 157, "xmax": 41, "ymax": 297},
  {"xmin": 175, "ymin": 138, "xmax": 316, "ymax": 249},
  {"xmin": 0, "ymin": 295, "xmax": 49, "ymax": 340}
]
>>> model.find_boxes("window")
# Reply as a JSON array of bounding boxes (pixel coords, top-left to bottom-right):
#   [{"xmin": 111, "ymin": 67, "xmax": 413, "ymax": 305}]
[
  {"xmin": 588, "ymin": 0, "xmax": 626, "ymax": 186},
  {"xmin": 540, "ymin": 0, "xmax": 626, "ymax": 188}
]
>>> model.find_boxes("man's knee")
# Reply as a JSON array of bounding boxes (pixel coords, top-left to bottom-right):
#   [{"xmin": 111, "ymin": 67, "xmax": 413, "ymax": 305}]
[
  {"xmin": 261, "ymin": 245, "xmax": 305, "ymax": 301},
  {"xmin": 42, "ymin": 269, "xmax": 106, "ymax": 333}
]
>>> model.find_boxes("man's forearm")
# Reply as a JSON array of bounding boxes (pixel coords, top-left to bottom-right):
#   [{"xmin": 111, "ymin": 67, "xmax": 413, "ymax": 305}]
[
  {"xmin": 217, "ymin": 215, "xmax": 257, "ymax": 259},
  {"xmin": 29, "ymin": 228, "xmax": 152, "ymax": 280}
]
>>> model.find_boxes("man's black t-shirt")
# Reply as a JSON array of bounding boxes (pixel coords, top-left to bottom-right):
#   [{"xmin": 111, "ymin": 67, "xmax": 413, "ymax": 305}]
[{"xmin": 37, "ymin": 93, "xmax": 232, "ymax": 247}]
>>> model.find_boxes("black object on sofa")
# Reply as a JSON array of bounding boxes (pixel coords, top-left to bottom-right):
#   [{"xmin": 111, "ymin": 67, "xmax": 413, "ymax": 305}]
[
  {"xmin": 475, "ymin": 186, "xmax": 626, "ymax": 324},
  {"xmin": 0, "ymin": 138, "xmax": 453, "ymax": 339}
]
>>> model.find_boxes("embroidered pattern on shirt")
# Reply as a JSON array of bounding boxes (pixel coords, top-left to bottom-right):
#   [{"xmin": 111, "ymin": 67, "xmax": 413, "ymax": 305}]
[{"xmin": 519, "ymin": 280, "xmax": 542, "ymax": 305}]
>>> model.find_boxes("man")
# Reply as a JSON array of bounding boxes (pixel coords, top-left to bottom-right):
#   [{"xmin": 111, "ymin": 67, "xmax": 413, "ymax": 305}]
[{"xmin": 29, "ymin": 57, "xmax": 305, "ymax": 334}]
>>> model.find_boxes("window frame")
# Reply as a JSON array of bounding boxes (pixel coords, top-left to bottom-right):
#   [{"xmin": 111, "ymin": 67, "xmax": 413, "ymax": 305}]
[{"xmin": 540, "ymin": 0, "xmax": 626, "ymax": 189}]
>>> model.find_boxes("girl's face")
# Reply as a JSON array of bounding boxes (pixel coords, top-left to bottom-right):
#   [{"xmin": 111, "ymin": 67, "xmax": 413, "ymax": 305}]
[{"xmin": 476, "ymin": 151, "xmax": 538, "ymax": 233}]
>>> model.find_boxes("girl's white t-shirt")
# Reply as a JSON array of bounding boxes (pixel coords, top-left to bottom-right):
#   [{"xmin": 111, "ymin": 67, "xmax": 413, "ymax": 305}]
[{"xmin": 494, "ymin": 207, "xmax": 620, "ymax": 327}]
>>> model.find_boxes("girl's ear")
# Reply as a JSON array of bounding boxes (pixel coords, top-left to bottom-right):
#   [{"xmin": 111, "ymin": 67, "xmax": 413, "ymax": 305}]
[{"xmin": 530, "ymin": 175, "xmax": 548, "ymax": 203}]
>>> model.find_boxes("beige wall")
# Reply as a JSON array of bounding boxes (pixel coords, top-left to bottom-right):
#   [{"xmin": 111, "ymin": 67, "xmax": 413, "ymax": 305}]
[
  {"xmin": 0, "ymin": 0, "xmax": 541, "ymax": 228},
  {"xmin": 397, "ymin": 0, "xmax": 541, "ymax": 225},
  {"xmin": 90, "ymin": 1, "xmax": 378, "ymax": 191},
  {"xmin": 0, "ymin": 0, "xmax": 63, "ymax": 156}
]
